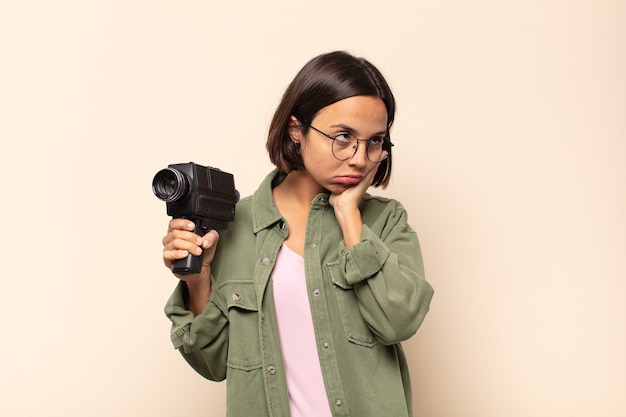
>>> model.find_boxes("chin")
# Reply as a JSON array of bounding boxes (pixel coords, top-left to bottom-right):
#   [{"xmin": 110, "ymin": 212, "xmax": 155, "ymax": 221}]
[{"xmin": 326, "ymin": 183, "xmax": 353, "ymax": 194}]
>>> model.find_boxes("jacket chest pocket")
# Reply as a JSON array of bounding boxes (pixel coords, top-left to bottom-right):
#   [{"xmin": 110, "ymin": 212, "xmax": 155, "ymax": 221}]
[
  {"xmin": 326, "ymin": 262, "xmax": 378, "ymax": 348},
  {"xmin": 219, "ymin": 280, "xmax": 263, "ymax": 371}
]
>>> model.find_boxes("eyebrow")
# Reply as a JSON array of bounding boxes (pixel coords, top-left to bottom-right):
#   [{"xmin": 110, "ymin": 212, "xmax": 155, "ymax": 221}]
[{"xmin": 329, "ymin": 123, "xmax": 387, "ymax": 137}]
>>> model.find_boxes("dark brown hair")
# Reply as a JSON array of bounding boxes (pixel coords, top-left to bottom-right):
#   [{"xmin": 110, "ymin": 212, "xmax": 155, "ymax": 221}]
[{"xmin": 266, "ymin": 51, "xmax": 396, "ymax": 188}]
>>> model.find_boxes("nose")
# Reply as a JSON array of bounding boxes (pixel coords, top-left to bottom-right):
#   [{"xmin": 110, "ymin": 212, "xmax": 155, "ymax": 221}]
[{"xmin": 348, "ymin": 141, "xmax": 368, "ymax": 167}]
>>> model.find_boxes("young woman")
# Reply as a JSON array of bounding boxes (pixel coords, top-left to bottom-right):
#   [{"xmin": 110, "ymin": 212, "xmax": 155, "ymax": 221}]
[{"xmin": 162, "ymin": 51, "xmax": 434, "ymax": 417}]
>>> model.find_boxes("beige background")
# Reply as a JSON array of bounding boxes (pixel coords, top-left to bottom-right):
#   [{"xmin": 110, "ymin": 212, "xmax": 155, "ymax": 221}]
[{"xmin": 1, "ymin": 1, "xmax": 624, "ymax": 416}]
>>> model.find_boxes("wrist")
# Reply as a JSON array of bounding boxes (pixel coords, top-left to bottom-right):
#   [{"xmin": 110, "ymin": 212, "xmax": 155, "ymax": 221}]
[
  {"xmin": 336, "ymin": 208, "xmax": 363, "ymax": 248},
  {"xmin": 183, "ymin": 276, "xmax": 211, "ymax": 316}
]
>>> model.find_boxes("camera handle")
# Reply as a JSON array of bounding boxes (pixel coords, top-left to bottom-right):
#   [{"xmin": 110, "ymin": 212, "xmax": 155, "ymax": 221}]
[{"xmin": 172, "ymin": 217, "xmax": 223, "ymax": 275}]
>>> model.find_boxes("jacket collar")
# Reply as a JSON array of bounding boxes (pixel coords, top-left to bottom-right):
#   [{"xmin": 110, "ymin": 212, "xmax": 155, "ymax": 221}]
[
  {"xmin": 251, "ymin": 169, "xmax": 286, "ymax": 233},
  {"xmin": 251, "ymin": 169, "xmax": 332, "ymax": 233}
]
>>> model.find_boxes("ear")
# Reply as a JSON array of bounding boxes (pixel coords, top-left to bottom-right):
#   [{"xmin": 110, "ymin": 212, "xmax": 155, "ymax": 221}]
[
  {"xmin": 288, "ymin": 115, "xmax": 301, "ymax": 128},
  {"xmin": 288, "ymin": 115, "xmax": 303, "ymax": 142}
]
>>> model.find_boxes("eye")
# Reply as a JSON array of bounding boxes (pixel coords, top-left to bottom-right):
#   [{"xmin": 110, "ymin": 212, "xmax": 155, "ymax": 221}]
[
  {"xmin": 333, "ymin": 133, "xmax": 352, "ymax": 143},
  {"xmin": 368, "ymin": 136, "xmax": 385, "ymax": 146}
]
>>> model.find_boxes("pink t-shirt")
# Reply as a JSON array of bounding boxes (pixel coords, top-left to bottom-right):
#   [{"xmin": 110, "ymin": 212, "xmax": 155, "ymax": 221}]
[{"xmin": 272, "ymin": 244, "xmax": 333, "ymax": 417}]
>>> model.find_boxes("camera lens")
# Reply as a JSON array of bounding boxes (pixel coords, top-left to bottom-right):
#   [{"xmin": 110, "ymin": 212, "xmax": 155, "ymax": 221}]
[{"xmin": 152, "ymin": 168, "xmax": 189, "ymax": 202}]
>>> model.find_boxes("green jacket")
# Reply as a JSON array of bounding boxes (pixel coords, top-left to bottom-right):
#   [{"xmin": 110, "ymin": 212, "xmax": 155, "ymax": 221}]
[{"xmin": 165, "ymin": 170, "xmax": 434, "ymax": 417}]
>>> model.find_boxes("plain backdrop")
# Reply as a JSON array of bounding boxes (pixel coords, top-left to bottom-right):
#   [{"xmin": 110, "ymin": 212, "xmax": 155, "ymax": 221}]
[{"xmin": 1, "ymin": 1, "xmax": 624, "ymax": 416}]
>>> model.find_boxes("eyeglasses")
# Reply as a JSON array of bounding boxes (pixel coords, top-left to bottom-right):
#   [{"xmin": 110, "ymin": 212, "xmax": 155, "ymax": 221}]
[{"xmin": 308, "ymin": 125, "xmax": 393, "ymax": 163}]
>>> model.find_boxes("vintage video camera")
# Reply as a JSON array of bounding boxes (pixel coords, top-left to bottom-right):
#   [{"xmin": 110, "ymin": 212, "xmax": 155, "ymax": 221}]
[{"xmin": 152, "ymin": 162, "xmax": 239, "ymax": 274}]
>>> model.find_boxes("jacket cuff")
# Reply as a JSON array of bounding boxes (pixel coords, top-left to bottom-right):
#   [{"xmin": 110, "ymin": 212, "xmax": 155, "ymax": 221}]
[
  {"xmin": 340, "ymin": 225, "xmax": 390, "ymax": 285},
  {"xmin": 164, "ymin": 281, "xmax": 226, "ymax": 353},
  {"xmin": 164, "ymin": 281, "xmax": 195, "ymax": 350}
]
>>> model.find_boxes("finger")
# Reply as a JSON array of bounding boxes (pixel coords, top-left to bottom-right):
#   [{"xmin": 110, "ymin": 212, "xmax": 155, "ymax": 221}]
[
  {"xmin": 163, "ymin": 246, "xmax": 193, "ymax": 271},
  {"xmin": 163, "ymin": 248, "xmax": 192, "ymax": 265},
  {"xmin": 162, "ymin": 229, "xmax": 203, "ymax": 247},
  {"xmin": 201, "ymin": 230, "xmax": 220, "ymax": 249},
  {"xmin": 167, "ymin": 218, "xmax": 195, "ymax": 233},
  {"xmin": 163, "ymin": 235, "xmax": 204, "ymax": 258}
]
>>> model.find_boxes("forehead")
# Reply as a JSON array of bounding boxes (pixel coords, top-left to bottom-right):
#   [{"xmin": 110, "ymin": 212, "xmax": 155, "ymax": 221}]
[{"xmin": 313, "ymin": 96, "xmax": 388, "ymax": 131}]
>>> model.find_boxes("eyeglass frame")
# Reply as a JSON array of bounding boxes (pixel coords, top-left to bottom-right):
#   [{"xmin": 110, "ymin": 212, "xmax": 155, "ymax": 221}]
[{"xmin": 307, "ymin": 125, "xmax": 394, "ymax": 163}]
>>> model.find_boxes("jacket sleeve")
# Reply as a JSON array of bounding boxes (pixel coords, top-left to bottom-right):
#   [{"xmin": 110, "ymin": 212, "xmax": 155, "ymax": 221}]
[
  {"xmin": 337, "ymin": 202, "xmax": 434, "ymax": 345},
  {"xmin": 164, "ymin": 280, "xmax": 230, "ymax": 381}
]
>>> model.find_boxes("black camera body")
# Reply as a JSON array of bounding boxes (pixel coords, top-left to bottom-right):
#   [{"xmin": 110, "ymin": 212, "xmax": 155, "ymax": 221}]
[{"xmin": 152, "ymin": 162, "xmax": 239, "ymax": 274}]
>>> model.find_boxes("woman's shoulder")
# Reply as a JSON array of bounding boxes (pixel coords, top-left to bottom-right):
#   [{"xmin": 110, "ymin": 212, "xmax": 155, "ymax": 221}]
[
  {"xmin": 230, "ymin": 195, "xmax": 253, "ymax": 225},
  {"xmin": 235, "ymin": 194, "xmax": 254, "ymax": 209},
  {"xmin": 226, "ymin": 170, "xmax": 282, "ymax": 232},
  {"xmin": 362, "ymin": 193, "xmax": 406, "ymax": 212},
  {"xmin": 360, "ymin": 193, "xmax": 414, "ymax": 232}
]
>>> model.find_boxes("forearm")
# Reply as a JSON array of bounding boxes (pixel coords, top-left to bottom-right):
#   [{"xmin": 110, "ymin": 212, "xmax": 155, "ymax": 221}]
[
  {"xmin": 165, "ymin": 281, "xmax": 229, "ymax": 381},
  {"xmin": 340, "ymin": 225, "xmax": 433, "ymax": 344},
  {"xmin": 185, "ymin": 278, "xmax": 211, "ymax": 316},
  {"xmin": 335, "ymin": 207, "xmax": 363, "ymax": 248}
]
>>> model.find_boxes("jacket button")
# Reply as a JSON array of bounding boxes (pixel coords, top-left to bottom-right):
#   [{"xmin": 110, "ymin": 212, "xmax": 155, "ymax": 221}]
[
  {"xmin": 231, "ymin": 293, "xmax": 241, "ymax": 301},
  {"xmin": 313, "ymin": 289, "xmax": 321, "ymax": 296},
  {"xmin": 261, "ymin": 257, "xmax": 270, "ymax": 265},
  {"xmin": 335, "ymin": 400, "xmax": 343, "ymax": 408},
  {"xmin": 267, "ymin": 366, "xmax": 276, "ymax": 375}
]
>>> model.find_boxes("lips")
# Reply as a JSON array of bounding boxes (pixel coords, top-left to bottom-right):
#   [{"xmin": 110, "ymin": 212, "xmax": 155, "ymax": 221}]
[{"xmin": 334, "ymin": 175, "xmax": 363, "ymax": 185}]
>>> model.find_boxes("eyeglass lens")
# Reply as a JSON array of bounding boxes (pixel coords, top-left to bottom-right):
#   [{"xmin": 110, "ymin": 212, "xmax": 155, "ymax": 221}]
[{"xmin": 332, "ymin": 135, "xmax": 387, "ymax": 162}]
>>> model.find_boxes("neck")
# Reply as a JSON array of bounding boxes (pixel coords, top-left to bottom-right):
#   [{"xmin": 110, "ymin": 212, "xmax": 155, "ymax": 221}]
[{"xmin": 274, "ymin": 170, "xmax": 325, "ymax": 205}]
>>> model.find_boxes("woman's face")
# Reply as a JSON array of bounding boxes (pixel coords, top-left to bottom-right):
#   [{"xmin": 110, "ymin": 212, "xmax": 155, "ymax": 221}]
[{"xmin": 293, "ymin": 95, "xmax": 388, "ymax": 195}]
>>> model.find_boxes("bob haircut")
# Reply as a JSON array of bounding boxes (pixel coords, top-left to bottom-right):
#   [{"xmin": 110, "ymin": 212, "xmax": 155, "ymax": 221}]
[{"xmin": 266, "ymin": 51, "xmax": 396, "ymax": 188}]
